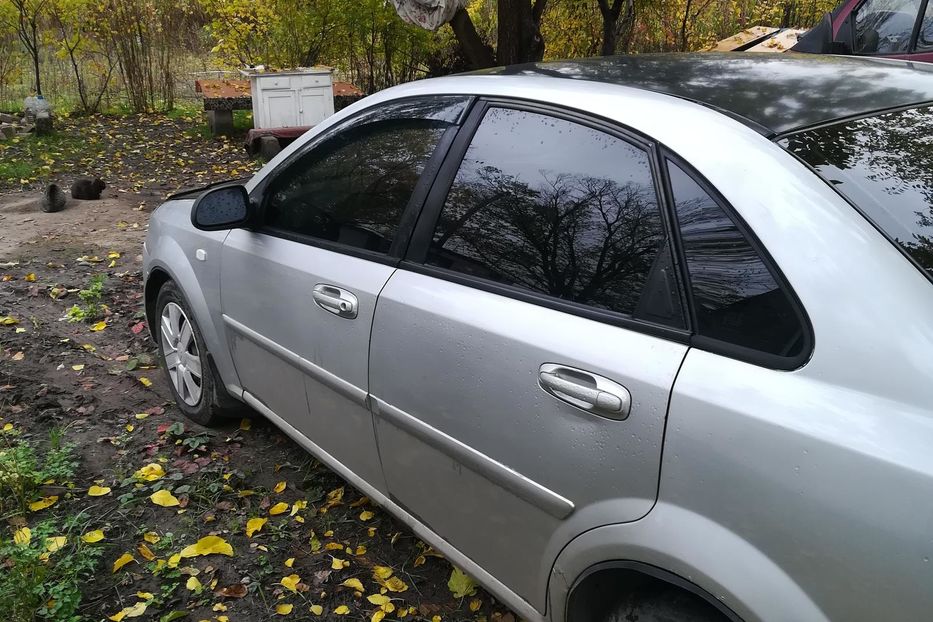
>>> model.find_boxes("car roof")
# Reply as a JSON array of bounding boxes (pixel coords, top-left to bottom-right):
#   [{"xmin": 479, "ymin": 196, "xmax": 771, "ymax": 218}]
[{"xmin": 470, "ymin": 52, "xmax": 933, "ymax": 137}]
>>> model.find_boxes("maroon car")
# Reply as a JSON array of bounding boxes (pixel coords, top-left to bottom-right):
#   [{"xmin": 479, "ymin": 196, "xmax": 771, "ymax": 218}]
[{"xmin": 794, "ymin": 0, "xmax": 933, "ymax": 62}]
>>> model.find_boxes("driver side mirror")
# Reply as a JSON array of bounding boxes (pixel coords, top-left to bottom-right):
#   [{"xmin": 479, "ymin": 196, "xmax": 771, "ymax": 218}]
[{"xmin": 191, "ymin": 184, "xmax": 252, "ymax": 231}]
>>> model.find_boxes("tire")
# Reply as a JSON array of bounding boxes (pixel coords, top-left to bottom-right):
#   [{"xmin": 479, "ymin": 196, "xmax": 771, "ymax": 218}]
[
  {"xmin": 155, "ymin": 280, "xmax": 237, "ymax": 426},
  {"xmin": 604, "ymin": 583, "xmax": 726, "ymax": 622}
]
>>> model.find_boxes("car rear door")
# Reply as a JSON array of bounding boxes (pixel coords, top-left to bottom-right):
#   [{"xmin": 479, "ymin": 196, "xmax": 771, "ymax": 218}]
[
  {"xmin": 368, "ymin": 102, "xmax": 690, "ymax": 609},
  {"xmin": 220, "ymin": 96, "xmax": 470, "ymax": 490}
]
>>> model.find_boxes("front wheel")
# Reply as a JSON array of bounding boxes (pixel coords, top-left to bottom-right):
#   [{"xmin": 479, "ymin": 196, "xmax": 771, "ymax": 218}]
[{"xmin": 155, "ymin": 280, "xmax": 235, "ymax": 426}]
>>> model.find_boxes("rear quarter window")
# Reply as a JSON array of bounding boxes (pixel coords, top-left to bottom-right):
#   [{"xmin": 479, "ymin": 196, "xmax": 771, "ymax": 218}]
[{"xmin": 781, "ymin": 105, "xmax": 933, "ymax": 279}]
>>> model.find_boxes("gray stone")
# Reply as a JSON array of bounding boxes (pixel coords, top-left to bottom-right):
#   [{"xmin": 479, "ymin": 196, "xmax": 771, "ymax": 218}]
[
  {"xmin": 35, "ymin": 116, "xmax": 53, "ymax": 135},
  {"xmin": 207, "ymin": 109, "xmax": 234, "ymax": 136},
  {"xmin": 0, "ymin": 113, "xmax": 16, "ymax": 124},
  {"xmin": 0, "ymin": 124, "xmax": 14, "ymax": 140},
  {"xmin": 259, "ymin": 135, "xmax": 282, "ymax": 161}
]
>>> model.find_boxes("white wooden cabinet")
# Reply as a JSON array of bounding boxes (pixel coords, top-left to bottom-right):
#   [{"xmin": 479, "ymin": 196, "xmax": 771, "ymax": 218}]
[{"xmin": 244, "ymin": 68, "xmax": 335, "ymax": 129}]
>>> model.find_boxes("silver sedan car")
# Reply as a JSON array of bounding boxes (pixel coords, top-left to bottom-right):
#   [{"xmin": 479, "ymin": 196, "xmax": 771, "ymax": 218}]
[{"xmin": 143, "ymin": 53, "xmax": 933, "ymax": 622}]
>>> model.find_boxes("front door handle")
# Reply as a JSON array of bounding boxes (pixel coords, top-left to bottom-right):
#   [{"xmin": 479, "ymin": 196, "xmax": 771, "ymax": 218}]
[
  {"xmin": 538, "ymin": 363, "xmax": 631, "ymax": 420},
  {"xmin": 312, "ymin": 284, "xmax": 358, "ymax": 319}
]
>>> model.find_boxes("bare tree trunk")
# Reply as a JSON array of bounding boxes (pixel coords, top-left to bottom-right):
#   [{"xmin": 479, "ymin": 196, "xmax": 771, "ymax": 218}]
[
  {"xmin": 497, "ymin": 0, "xmax": 547, "ymax": 65},
  {"xmin": 597, "ymin": 0, "xmax": 623, "ymax": 56},
  {"xmin": 449, "ymin": 7, "xmax": 495, "ymax": 68}
]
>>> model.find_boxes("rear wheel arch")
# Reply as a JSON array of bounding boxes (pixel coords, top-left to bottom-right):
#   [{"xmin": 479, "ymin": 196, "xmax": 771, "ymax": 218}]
[{"xmin": 565, "ymin": 561, "xmax": 740, "ymax": 622}]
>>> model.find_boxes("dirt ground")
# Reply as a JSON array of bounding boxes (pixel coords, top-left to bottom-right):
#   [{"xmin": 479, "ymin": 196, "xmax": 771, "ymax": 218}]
[{"xmin": 0, "ymin": 120, "xmax": 515, "ymax": 622}]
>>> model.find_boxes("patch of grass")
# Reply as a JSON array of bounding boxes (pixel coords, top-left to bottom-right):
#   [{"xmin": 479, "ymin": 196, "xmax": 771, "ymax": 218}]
[
  {"xmin": 0, "ymin": 131, "xmax": 85, "ymax": 186},
  {"xmin": 0, "ymin": 429, "xmax": 77, "ymax": 517},
  {"xmin": 65, "ymin": 274, "xmax": 106, "ymax": 323},
  {"xmin": 0, "ymin": 516, "xmax": 104, "ymax": 622}
]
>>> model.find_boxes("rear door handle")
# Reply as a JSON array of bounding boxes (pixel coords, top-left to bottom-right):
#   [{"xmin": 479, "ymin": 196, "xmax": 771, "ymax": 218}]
[
  {"xmin": 312, "ymin": 284, "xmax": 358, "ymax": 319},
  {"xmin": 538, "ymin": 363, "xmax": 631, "ymax": 420}
]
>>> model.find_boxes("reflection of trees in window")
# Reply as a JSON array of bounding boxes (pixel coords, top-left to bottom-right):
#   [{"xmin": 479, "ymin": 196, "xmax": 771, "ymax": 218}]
[
  {"xmin": 267, "ymin": 120, "xmax": 446, "ymax": 252},
  {"xmin": 783, "ymin": 105, "xmax": 933, "ymax": 276},
  {"xmin": 668, "ymin": 162, "xmax": 804, "ymax": 357},
  {"xmin": 428, "ymin": 115, "xmax": 665, "ymax": 316}
]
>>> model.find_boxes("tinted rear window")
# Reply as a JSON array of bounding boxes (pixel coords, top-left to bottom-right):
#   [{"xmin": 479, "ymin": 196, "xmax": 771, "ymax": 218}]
[{"xmin": 781, "ymin": 105, "xmax": 933, "ymax": 278}]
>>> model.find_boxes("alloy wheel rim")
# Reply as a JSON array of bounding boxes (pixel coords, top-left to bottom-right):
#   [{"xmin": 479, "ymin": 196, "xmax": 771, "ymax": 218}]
[{"xmin": 160, "ymin": 302, "xmax": 203, "ymax": 406}]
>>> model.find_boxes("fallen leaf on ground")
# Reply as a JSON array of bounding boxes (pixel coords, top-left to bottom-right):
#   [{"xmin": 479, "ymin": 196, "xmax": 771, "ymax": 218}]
[
  {"xmin": 275, "ymin": 604, "xmax": 293, "ymax": 615},
  {"xmin": 139, "ymin": 376, "xmax": 152, "ymax": 387},
  {"xmin": 448, "ymin": 567, "xmax": 477, "ymax": 598},
  {"xmin": 29, "ymin": 496, "xmax": 58, "ymax": 511},
  {"xmin": 138, "ymin": 543, "xmax": 156, "ymax": 561},
  {"xmin": 88, "ymin": 485, "xmax": 111, "ymax": 496},
  {"xmin": 186, "ymin": 576, "xmax": 203, "ymax": 592},
  {"xmin": 150, "ymin": 489, "xmax": 179, "ymax": 507},
  {"xmin": 269, "ymin": 502, "xmax": 288, "ymax": 516},
  {"xmin": 82, "ymin": 529, "xmax": 105, "ymax": 543},
  {"xmin": 331, "ymin": 557, "xmax": 349, "ymax": 570},
  {"xmin": 285, "ymin": 557, "xmax": 295, "ymax": 568},
  {"xmin": 45, "ymin": 536, "xmax": 67, "ymax": 553},
  {"xmin": 359, "ymin": 510, "xmax": 374, "ymax": 521},
  {"xmin": 134, "ymin": 463, "xmax": 165, "ymax": 481},
  {"xmin": 13, "ymin": 527, "xmax": 30, "ymax": 545},
  {"xmin": 113, "ymin": 552, "xmax": 136, "ymax": 573},
  {"xmin": 179, "ymin": 535, "xmax": 234, "ymax": 558},
  {"xmin": 108, "ymin": 601, "xmax": 148, "ymax": 621},
  {"xmin": 340, "ymin": 578, "xmax": 364, "ymax": 592},
  {"xmin": 143, "ymin": 532, "xmax": 160, "ymax": 544},
  {"xmin": 274, "ymin": 481, "xmax": 286, "ymax": 493},
  {"xmin": 334, "ymin": 605, "xmax": 350, "ymax": 615},
  {"xmin": 309, "ymin": 604, "xmax": 323, "ymax": 616},
  {"xmin": 90, "ymin": 321, "xmax": 107, "ymax": 331},
  {"xmin": 246, "ymin": 517, "xmax": 267, "ymax": 537},
  {"xmin": 216, "ymin": 584, "xmax": 248, "ymax": 598},
  {"xmin": 280, "ymin": 574, "xmax": 301, "ymax": 592}
]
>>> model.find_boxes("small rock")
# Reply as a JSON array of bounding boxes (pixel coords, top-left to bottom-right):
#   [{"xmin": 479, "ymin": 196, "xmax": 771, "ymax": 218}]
[
  {"xmin": 0, "ymin": 124, "xmax": 13, "ymax": 140},
  {"xmin": 35, "ymin": 116, "xmax": 53, "ymax": 135},
  {"xmin": 0, "ymin": 112, "xmax": 15, "ymax": 124}
]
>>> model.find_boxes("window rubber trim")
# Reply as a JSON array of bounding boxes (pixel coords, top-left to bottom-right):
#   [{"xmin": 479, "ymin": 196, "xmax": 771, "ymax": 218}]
[
  {"xmin": 401, "ymin": 96, "xmax": 693, "ymax": 338},
  {"xmin": 658, "ymin": 147, "xmax": 815, "ymax": 371}
]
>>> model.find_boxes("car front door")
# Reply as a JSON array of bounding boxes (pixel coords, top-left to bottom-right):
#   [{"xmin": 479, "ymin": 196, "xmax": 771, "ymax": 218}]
[
  {"xmin": 221, "ymin": 96, "xmax": 470, "ymax": 490},
  {"xmin": 368, "ymin": 102, "xmax": 690, "ymax": 609}
]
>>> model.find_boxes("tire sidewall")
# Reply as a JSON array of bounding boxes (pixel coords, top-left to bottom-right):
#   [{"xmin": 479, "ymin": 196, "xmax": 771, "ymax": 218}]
[{"xmin": 155, "ymin": 281, "xmax": 217, "ymax": 426}]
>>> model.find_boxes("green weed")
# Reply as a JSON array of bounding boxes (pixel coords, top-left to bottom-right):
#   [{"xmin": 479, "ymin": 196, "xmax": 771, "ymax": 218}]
[{"xmin": 65, "ymin": 274, "xmax": 105, "ymax": 323}]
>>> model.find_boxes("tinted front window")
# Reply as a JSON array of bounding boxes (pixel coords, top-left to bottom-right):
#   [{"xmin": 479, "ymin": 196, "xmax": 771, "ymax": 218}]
[
  {"xmin": 854, "ymin": 0, "xmax": 921, "ymax": 54},
  {"xmin": 919, "ymin": 0, "xmax": 933, "ymax": 49},
  {"xmin": 264, "ymin": 98, "xmax": 466, "ymax": 253},
  {"xmin": 782, "ymin": 105, "xmax": 933, "ymax": 277},
  {"xmin": 668, "ymin": 162, "xmax": 806, "ymax": 358},
  {"xmin": 427, "ymin": 107, "xmax": 679, "ymax": 323}
]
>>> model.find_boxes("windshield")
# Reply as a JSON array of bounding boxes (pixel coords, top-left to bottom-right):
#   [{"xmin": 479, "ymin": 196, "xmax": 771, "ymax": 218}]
[{"xmin": 781, "ymin": 105, "xmax": 933, "ymax": 279}]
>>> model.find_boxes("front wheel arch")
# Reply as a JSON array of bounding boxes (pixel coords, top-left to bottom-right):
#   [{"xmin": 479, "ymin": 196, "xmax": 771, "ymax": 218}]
[{"xmin": 566, "ymin": 561, "xmax": 740, "ymax": 622}]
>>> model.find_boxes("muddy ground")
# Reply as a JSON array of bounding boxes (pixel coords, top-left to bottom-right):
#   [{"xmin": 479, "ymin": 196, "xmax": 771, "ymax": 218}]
[{"xmin": 0, "ymin": 115, "xmax": 516, "ymax": 622}]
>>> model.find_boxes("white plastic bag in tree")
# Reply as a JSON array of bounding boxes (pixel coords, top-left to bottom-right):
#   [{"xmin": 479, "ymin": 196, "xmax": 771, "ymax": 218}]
[{"xmin": 389, "ymin": 0, "xmax": 467, "ymax": 31}]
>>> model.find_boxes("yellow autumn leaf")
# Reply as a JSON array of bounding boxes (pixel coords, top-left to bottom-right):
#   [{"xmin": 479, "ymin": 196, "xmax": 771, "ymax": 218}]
[
  {"xmin": 239, "ymin": 418, "xmax": 251, "ymax": 430},
  {"xmin": 383, "ymin": 576, "xmax": 409, "ymax": 593},
  {"xmin": 0, "ymin": 316, "xmax": 18, "ymax": 326},
  {"xmin": 309, "ymin": 604, "xmax": 323, "ymax": 616},
  {"xmin": 138, "ymin": 543, "xmax": 156, "ymax": 561},
  {"xmin": 112, "ymin": 552, "xmax": 135, "ymax": 573},
  {"xmin": 372, "ymin": 566, "xmax": 394, "ymax": 580},
  {"xmin": 139, "ymin": 377, "xmax": 153, "ymax": 387},
  {"xmin": 82, "ymin": 529, "xmax": 105, "ymax": 543},
  {"xmin": 469, "ymin": 598, "xmax": 482, "ymax": 612},
  {"xmin": 134, "ymin": 413, "xmax": 149, "ymax": 419},
  {"xmin": 334, "ymin": 605, "xmax": 350, "ymax": 615},
  {"xmin": 269, "ymin": 502, "xmax": 289, "ymax": 516},
  {"xmin": 134, "ymin": 463, "xmax": 165, "ymax": 481},
  {"xmin": 45, "ymin": 536, "xmax": 67, "ymax": 553},
  {"xmin": 414, "ymin": 555, "xmax": 426, "ymax": 567},
  {"xmin": 143, "ymin": 532, "xmax": 160, "ymax": 544},
  {"xmin": 125, "ymin": 424, "xmax": 134, "ymax": 433},
  {"xmin": 274, "ymin": 481, "xmax": 286, "ymax": 493},
  {"xmin": 372, "ymin": 611, "xmax": 386, "ymax": 622},
  {"xmin": 71, "ymin": 364, "xmax": 85, "ymax": 372},
  {"xmin": 186, "ymin": 576, "xmax": 203, "ymax": 591},
  {"xmin": 290, "ymin": 500, "xmax": 307, "ymax": 516},
  {"xmin": 90, "ymin": 321, "xmax": 107, "ymax": 331},
  {"xmin": 340, "ymin": 578, "xmax": 364, "ymax": 592},
  {"xmin": 2, "ymin": 423, "xmax": 13, "ymax": 432},
  {"xmin": 359, "ymin": 510, "xmax": 374, "ymax": 521},
  {"xmin": 109, "ymin": 601, "xmax": 148, "ymax": 621},
  {"xmin": 237, "ymin": 489, "xmax": 255, "ymax": 498},
  {"xmin": 213, "ymin": 603, "xmax": 228, "ymax": 612},
  {"xmin": 275, "ymin": 603, "xmax": 293, "ymax": 615},
  {"xmin": 167, "ymin": 553, "xmax": 182, "ymax": 568},
  {"xmin": 136, "ymin": 592, "xmax": 154, "ymax": 600},
  {"xmin": 246, "ymin": 517, "xmax": 267, "ymax": 537},
  {"xmin": 325, "ymin": 542, "xmax": 345, "ymax": 551},
  {"xmin": 367, "ymin": 594, "xmax": 391, "ymax": 606},
  {"xmin": 88, "ymin": 485, "xmax": 111, "ymax": 496},
  {"xmin": 448, "ymin": 567, "xmax": 477, "ymax": 598},
  {"xmin": 284, "ymin": 557, "xmax": 295, "ymax": 568},
  {"xmin": 108, "ymin": 251, "xmax": 121, "ymax": 259},
  {"xmin": 29, "ymin": 495, "xmax": 58, "ymax": 511},
  {"xmin": 13, "ymin": 527, "xmax": 31, "ymax": 546},
  {"xmin": 179, "ymin": 535, "xmax": 234, "ymax": 558},
  {"xmin": 280, "ymin": 573, "xmax": 301, "ymax": 592},
  {"xmin": 150, "ymin": 489, "xmax": 179, "ymax": 507}
]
